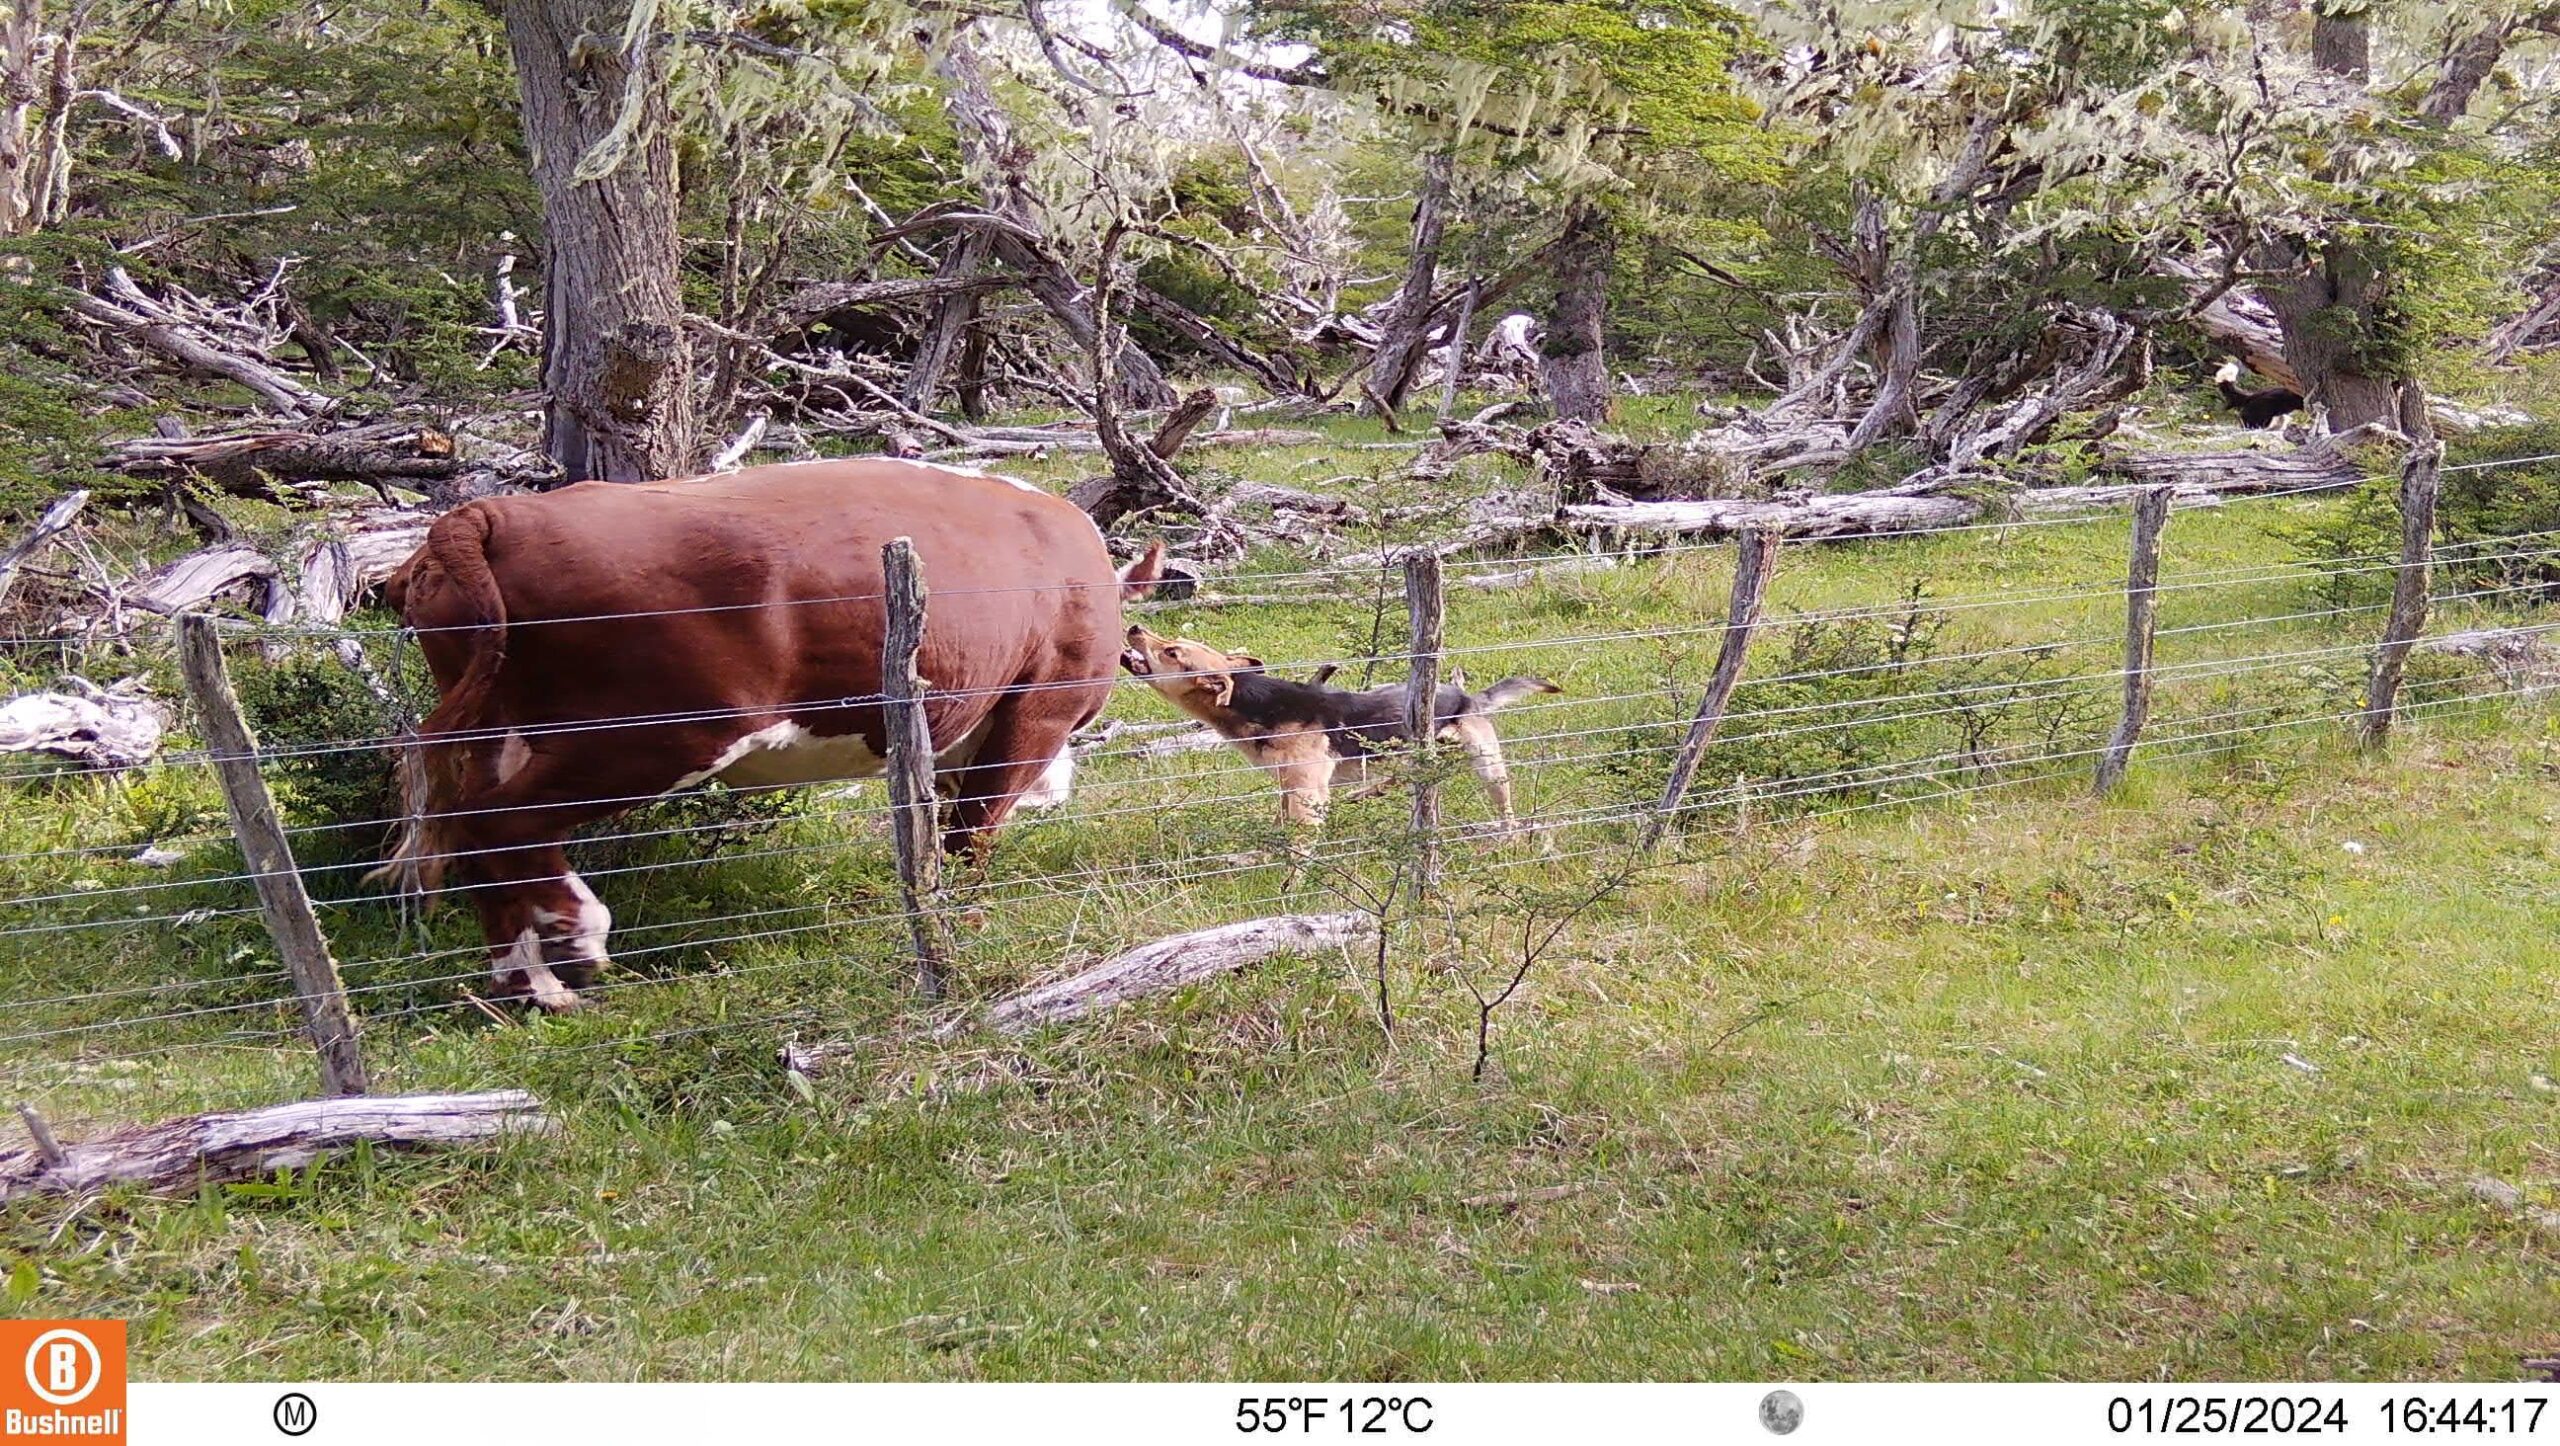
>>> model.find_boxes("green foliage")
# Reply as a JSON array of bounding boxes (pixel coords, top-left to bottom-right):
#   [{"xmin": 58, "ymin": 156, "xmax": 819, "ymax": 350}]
[
  {"xmin": 1127, "ymin": 154, "xmax": 1304, "ymax": 365},
  {"xmin": 227, "ymin": 644, "xmax": 413, "ymax": 853},
  {"xmin": 0, "ymin": 244, "xmax": 160, "ymax": 517},
  {"xmin": 1252, "ymin": 0, "xmax": 1774, "ymax": 190},
  {"xmin": 78, "ymin": 0, "xmax": 542, "ymax": 394},
  {"xmin": 2289, "ymin": 423, "xmax": 2560, "ymax": 609},
  {"xmin": 1606, "ymin": 588, "xmax": 2115, "ymax": 820}
]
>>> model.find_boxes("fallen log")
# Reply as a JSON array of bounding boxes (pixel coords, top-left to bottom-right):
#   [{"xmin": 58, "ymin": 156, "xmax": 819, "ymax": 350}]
[
  {"xmin": 1564, "ymin": 491, "xmax": 1977, "ymax": 541},
  {"xmin": 122, "ymin": 545, "xmax": 290, "ymax": 620},
  {"xmin": 0, "ymin": 489, "xmax": 90, "ymax": 602},
  {"xmin": 1560, "ymin": 426, "xmax": 2399, "ymax": 542},
  {"xmin": 781, "ymin": 912, "xmax": 1377, "ymax": 1076},
  {"xmin": 1, "ymin": 1090, "xmax": 553, "ymax": 1203},
  {"xmin": 981, "ymin": 913, "xmax": 1376, "ymax": 1033},
  {"xmin": 104, "ymin": 423, "xmax": 461, "ymax": 498},
  {"xmin": 1149, "ymin": 387, "xmax": 1221, "ymax": 460},
  {"xmin": 0, "ymin": 677, "xmax": 168, "ymax": 768},
  {"xmin": 2420, "ymin": 627, "xmax": 2560, "ymax": 695},
  {"xmin": 295, "ymin": 523, "xmax": 430, "ymax": 625},
  {"xmin": 766, "ymin": 273, "xmax": 1012, "ymax": 336},
  {"xmin": 1461, "ymin": 554, "xmax": 1620, "ymax": 590},
  {"xmin": 61, "ymin": 289, "xmax": 332, "ymax": 418},
  {"xmin": 2164, "ymin": 257, "xmax": 2301, "ymax": 392}
]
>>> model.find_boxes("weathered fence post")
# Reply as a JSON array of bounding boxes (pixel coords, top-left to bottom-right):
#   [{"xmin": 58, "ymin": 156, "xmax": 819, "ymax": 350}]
[
  {"xmin": 1404, "ymin": 551, "xmax": 1446, "ymax": 893},
  {"xmin": 177, "ymin": 614, "xmax": 369, "ymax": 1097},
  {"xmin": 880, "ymin": 538, "xmax": 954, "ymax": 1000},
  {"xmin": 2360, "ymin": 431, "xmax": 2446, "ymax": 751},
  {"xmin": 1644, "ymin": 528, "xmax": 1781, "ymax": 853},
  {"xmin": 2095, "ymin": 487, "xmax": 2173, "ymax": 794}
]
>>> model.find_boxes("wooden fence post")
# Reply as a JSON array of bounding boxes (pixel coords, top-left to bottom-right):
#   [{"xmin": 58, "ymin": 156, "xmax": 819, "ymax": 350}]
[
  {"xmin": 1404, "ymin": 551, "xmax": 1446, "ymax": 894},
  {"xmin": 2094, "ymin": 486, "xmax": 2172, "ymax": 794},
  {"xmin": 1644, "ymin": 528, "xmax": 1781, "ymax": 853},
  {"xmin": 881, "ymin": 538, "xmax": 954, "ymax": 1000},
  {"xmin": 177, "ymin": 614, "xmax": 369, "ymax": 1097},
  {"xmin": 2360, "ymin": 435, "xmax": 2446, "ymax": 751}
]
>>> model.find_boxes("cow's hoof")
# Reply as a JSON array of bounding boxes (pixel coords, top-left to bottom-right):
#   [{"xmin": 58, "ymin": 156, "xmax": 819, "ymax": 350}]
[{"xmin": 491, "ymin": 969, "xmax": 585, "ymax": 1014}]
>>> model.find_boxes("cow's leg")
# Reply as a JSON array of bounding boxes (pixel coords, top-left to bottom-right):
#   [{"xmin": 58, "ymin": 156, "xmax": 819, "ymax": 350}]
[
  {"xmin": 936, "ymin": 692, "xmax": 1091, "ymax": 860},
  {"xmin": 461, "ymin": 841, "xmax": 590, "ymax": 1012},
  {"xmin": 440, "ymin": 740, "xmax": 695, "ymax": 1009}
]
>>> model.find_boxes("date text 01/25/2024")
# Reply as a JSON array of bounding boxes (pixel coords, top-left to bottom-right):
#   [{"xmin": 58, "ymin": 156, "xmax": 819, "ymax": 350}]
[{"xmin": 2109, "ymin": 1397, "xmax": 2550, "ymax": 1434}]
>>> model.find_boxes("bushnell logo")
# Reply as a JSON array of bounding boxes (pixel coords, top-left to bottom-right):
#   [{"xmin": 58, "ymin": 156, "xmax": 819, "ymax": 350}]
[{"xmin": 2, "ymin": 1321, "xmax": 125, "ymax": 1443}]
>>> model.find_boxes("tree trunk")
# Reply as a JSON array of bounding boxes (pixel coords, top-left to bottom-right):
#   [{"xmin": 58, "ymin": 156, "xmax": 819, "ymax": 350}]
[
  {"xmin": 504, "ymin": 0, "xmax": 696, "ymax": 482},
  {"xmin": 2262, "ymin": 4, "xmax": 2403, "ymax": 433},
  {"xmin": 2264, "ymin": 246, "xmax": 2402, "ymax": 430},
  {"xmin": 2310, "ymin": 8, "xmax": 2369, "ymax": 80},
  {"xmin": 956, "ymin": 312, "xmax": 992, "ymax": 422},
  {"xmin": 2419, "ymin": 18, "xmax": 2514, "ymax": 123},
  {"xmin": 1, "ymin": 0, "xmax": 49, "ymax": 236},
  {"xmin": 899, "ymin": 230, "xmax": 995, "ymax": 414},
  {"xmin": 1369, "ymin": 149, "xmax": 1453, "ymax": 411},
  {"xmin": 930, "ymin": 27, "xmax": 1173, "ymax": 412},
  {"xmin": 1541, "ymin": 197, "xmax": 1614, "ymax": 424}
]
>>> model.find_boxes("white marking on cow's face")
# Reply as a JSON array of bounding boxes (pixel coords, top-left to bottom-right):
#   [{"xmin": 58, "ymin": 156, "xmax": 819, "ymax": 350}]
[
  {"xmin": 1018, "ymin": 746, "xmax": 1075, "ymax": 810},
  {"xmin": 498, "ymin": 927, "xmax": 578, "ymax": 1011},
  {"xmin": 495, "ymin": 730, "xmax": 532, "ymax": 785},
  {"xmin": 690, "ymin": 721, "xmax": 888, "ymax": 790}
]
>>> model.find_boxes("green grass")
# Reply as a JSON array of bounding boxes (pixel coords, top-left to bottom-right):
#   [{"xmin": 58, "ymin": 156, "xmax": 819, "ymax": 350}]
[{"xmin": 4, "ymin": 414, "xmax": 2559, "ymax": 1380}]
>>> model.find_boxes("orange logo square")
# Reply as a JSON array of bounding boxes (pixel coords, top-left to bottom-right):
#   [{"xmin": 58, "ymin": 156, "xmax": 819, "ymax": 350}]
[{"xmin": 1, "ymin": 1320, "xmax": 125, "ymax": 1443}]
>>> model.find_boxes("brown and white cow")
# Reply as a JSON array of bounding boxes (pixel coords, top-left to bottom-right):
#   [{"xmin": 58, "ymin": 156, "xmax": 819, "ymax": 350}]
[{"xmin": 376, "ymin": 458, "xmax": 1161, "ymax": 1011}]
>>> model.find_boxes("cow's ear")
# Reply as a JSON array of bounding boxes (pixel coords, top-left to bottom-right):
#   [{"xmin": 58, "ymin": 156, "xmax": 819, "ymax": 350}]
[
  {"xmin": 1206, "ymin": 672, "xmax": 1237, "ymax": 707},
  {"xmin": 1237, "ymin": 654, "xmax": 1267, "ymax": 674}
]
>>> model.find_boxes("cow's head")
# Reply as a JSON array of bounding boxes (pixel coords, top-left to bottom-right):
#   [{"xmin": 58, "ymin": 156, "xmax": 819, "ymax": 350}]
[{"xmin": 1121, "ymin": 624, "xmax": 1263, "ymax": 714}]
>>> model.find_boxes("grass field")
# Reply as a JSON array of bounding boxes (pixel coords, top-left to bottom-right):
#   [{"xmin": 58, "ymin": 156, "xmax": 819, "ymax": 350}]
[{"xmin": 4, "ymin": 418, "xmax": 2559, "ymax": 1380}]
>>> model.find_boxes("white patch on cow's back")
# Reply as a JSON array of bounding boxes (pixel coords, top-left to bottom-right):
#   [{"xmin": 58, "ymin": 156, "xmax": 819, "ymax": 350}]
[{"xmin": 1018, "ymin": 747, "xmax": 1075, "ymax": 810}]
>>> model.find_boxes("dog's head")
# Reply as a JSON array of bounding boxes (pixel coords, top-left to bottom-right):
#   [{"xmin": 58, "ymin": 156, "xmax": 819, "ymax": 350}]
[{"xmin": 1122, "ymin": 624, "xmax": 1264, "ymax": 712}]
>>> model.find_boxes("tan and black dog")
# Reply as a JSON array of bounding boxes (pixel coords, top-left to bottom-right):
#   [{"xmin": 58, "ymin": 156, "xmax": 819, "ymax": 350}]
[{"xmin": 1121, "ymin": 624, "xmax": 1560, "ymax": 835}]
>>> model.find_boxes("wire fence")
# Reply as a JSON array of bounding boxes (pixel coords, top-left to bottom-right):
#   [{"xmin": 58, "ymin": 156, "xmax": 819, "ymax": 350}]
[{"xmin": 4, "ymin": 458, "xmax": 2557, "ymax": 1124}]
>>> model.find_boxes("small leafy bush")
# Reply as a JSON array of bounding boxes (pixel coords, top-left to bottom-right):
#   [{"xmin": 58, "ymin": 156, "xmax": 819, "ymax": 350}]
[{"xmin": 2289, "ymin": 421, "xmax": 2560, "ymax": 609}]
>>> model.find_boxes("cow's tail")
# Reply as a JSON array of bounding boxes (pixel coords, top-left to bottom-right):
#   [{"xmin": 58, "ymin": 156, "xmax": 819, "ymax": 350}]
[{"xmin": 368, "ymin": 506, "xmax": 509, "ymax": 896}]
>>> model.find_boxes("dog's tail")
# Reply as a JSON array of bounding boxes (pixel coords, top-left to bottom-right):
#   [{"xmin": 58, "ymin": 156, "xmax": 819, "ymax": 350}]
[{"xmin": 1469, "ymin": 675, "xmax": 1562, "ymax": 712}]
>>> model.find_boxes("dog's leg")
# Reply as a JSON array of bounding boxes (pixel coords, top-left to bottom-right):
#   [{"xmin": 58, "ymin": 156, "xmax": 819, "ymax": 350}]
[
  {"xmin": 1272, "ymin": 754, "xmax": 1332, "ymax": 830},
  {"xmin": 1260, "ymin": 741, "xmax": 1334, "ymax": 892},
  {"xmin": 1449, "ymin": 716, "xmax": 1523, "ymax": 841},
  {"xmin": 1334, "ymin": 753, "xmax": 1398, "ymax": 805}
]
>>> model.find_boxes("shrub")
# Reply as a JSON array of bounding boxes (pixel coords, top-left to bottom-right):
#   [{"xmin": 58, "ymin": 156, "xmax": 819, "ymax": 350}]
[{"xmin": 2289, "ymin": 421, "xmax": 2560, "ymax": 609}]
